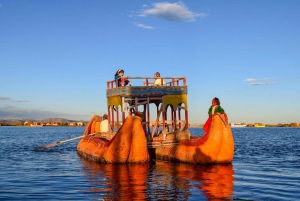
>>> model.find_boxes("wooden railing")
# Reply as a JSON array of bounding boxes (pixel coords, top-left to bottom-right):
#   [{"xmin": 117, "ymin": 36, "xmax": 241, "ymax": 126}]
[{"xmin": 106, "ymin": 76, "xmax": 187, "ymax": 90}]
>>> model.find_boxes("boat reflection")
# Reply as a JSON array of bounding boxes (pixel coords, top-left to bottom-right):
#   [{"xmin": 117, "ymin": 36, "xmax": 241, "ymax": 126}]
[
  {"xmin": 79, "ymin": 157, "xmax": 234, "ymax": 200},
  {"xmin": 80, "ymin": 159, "xmax": 149, "ymax": 200},
  {"xmin": 174, "ymin": 162, "xmax": 234, "ymax": 199}
]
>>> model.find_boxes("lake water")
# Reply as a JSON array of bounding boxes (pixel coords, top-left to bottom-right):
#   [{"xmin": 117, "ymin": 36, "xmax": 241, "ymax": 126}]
[{"xmin": 0, "ymin": 126, "xmax": 299, "ymax": 200}]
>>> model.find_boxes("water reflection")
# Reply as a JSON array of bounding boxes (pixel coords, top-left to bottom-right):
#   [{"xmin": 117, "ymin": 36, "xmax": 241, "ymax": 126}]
[
  {"xmin": 80, "ymin": 158, "xmax": 149, "ymax": 200},
  {"xmin": 152, "ymin": 162, "xmax": 234, "ymax": 200},
  {"xmin": 79, "ymin": 157, "xmax": 234, "ymax": 200}
]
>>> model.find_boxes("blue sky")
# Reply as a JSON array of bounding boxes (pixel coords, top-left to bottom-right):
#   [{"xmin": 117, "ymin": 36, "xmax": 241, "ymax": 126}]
[{"xmin": 1, "ymin": 0, "xmax": 299, "ymax": 124}]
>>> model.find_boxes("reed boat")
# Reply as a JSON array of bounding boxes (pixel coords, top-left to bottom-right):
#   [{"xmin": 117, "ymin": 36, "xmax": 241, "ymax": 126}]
[
  {"xmin": 77, "ymin": 115, "xmax": 150, "ymax": 163},
  {"xmin": 77, "ymin": 76, "xmax": 234, "ymax": 164}
]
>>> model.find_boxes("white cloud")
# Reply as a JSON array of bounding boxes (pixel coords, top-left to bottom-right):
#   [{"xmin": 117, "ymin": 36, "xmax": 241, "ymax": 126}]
[
  {"xmin": 244, "ymin": 78, "xmax": 274, "ymax": 82},
  {"xmin": 249, "ymin": 82, "xmax": 275, "ymax": 86},
  {"xmin": 244, "ymin": 78, "xmax": 275, "ymax": 85},
  {"xmin": 243, "ymin": 78, "xmax": 256, "ymax": 82},
  {"xmin": 139, "ymin": 2, "xmax": 207, "ymax": 22},
  {"xmin": 135, "ymin": 23, "xmax": 154, "ymax": 29}
]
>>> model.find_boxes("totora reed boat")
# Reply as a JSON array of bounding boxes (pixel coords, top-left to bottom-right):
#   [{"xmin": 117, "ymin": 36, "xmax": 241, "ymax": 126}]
[{"xmin": 77, "ymin": 75, "xmax": 234, "ymax": 164}]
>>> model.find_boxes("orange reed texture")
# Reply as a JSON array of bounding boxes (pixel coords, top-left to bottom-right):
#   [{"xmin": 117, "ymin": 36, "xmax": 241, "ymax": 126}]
[
  {"xmin": 102, "ymin": 116, "xmax": 134, "ymax": 163},
  {"xmin": 76, "ymin": 136, "xmax": 108, "ymax": 162},
  {"xmin": 95, "ymin": 121, "xmax": 101, "ymax": 132},
  {"xmin": 127, "ymin": 116, "xmax": 150, "ymax": 163},
  {"xmin": 90, "ymin": 121, "xmax": 96, "ymax": 134},
  {"xmin": 156, "ymin": 114, "xmax": 234, "ymax": 164},
  {"xmin": 78, "ymin": 114, "xmax": 152, "ymax": 163},
  {"xmin": 83, "ymin": 114, "xmax": 101, "ymax": 135}
]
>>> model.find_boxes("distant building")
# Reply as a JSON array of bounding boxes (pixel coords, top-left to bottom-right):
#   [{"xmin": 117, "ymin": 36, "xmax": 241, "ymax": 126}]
[
  {"xmin": 290, "ymin": 123, "xmax": 299, "ymax": 127},
  {"xmin": 69, "ymin": 122, "xmax": 77, "ymax": 126},
  {"xmin": 24, "ymin": 121, "xmax": 31, "ymax": 126},
  {"xmin": 77, "ymin": 122, "xmax": 84, "ymax": 126}
]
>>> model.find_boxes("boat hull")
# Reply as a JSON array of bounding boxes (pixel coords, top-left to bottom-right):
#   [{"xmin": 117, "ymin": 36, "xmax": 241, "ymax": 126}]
[
  {"xmin": 77, "ymin": 114, "xmax": 234, "ymax": 164},
  {"xmin": 77, "ymin": 115, "xmax": 150, "ymax": 163},
  {"xmin": 155, "ymin": 114, "xmax": 234, "ymax": 164}
]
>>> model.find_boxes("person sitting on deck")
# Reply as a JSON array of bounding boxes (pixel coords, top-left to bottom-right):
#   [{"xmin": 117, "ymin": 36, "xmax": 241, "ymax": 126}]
[
  {"xmin": 100, "ymin": 114, "xmax": 109, "ymax": 132},
  {"xmin": 153, "ymin": 72, "xmax": 166, "ymax": 86},
  {"xmin": 115, "ymin": 69, "xmax": 130, "ymax": 87}
]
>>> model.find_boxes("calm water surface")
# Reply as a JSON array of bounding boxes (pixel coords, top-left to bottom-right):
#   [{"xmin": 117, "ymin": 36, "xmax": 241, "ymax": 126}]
[{"xmin": 0, "ymin": 126, "xmax": 299, "ymax": 200}]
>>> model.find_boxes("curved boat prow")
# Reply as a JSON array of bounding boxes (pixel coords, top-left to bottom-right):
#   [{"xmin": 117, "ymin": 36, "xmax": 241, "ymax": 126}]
[
  {"xmin": 77, "ymin": 115, "xmax": 149, "ymax": 163},
  {"xmin": 156, "ymin": 114, "xmax": 234, "ymax": 164}
]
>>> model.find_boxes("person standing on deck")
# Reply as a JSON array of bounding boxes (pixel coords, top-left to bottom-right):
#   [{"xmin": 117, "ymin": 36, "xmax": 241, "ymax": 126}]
[
  {"xmin": 100, "ymin": 114, "xmax": 109, "ymax": 132},
  {"xmin": 153, "ymin": 72, "xmax": 166, "ymax": 86},
  {"xmin": 115, "ymin": 69, "xmax": 130, "ymax": 87}
]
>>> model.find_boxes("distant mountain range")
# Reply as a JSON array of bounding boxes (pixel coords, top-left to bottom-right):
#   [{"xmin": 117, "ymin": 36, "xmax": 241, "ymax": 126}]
[{"xmin": 0, "ymin": 118, "xmax": 88, "ymax": 126}]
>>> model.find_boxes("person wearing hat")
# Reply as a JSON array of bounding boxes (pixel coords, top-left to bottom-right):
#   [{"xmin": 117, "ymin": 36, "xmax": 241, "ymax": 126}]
[
  {"xmin": 100, "ymin": 114, "xmax": 109, "ymax": 132},
  {"xmin": 115, "ymin": 69, "xmax": 130, "ymax": 87}
]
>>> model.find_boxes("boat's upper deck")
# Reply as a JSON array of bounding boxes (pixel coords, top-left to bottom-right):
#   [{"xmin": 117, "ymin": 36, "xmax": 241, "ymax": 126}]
[
  {"xmin": 105, "ymin": 76, "xmax": 190, "ymax": 137},
  {"xmin": 106, "ymin": 76, "xmax": 187, "ymax": 98}
]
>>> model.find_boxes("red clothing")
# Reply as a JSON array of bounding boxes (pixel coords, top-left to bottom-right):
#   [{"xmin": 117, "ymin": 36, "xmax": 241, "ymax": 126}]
[{"xmin": 203, "ymin": 117, "xmax": 212, "ymax": 133}]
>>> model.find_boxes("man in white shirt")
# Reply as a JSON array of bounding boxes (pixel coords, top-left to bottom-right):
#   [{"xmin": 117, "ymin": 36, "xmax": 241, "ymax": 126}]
[{"xmin": 100, "ymin": 114, "xmax": 109, "ymax": 132}]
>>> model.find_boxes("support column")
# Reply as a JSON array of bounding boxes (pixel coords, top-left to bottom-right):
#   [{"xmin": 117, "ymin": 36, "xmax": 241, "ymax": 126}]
[
  {"xmin": 112, "ymin": 106, "xmax": 115, "ymax": 132},
  {"xmin": 135, "ymin": 97, "xmax": 138, "ymax": 114},
  {"xmin": 178, "ymin": 107, "xmax": 181, "ymax": 129},
  {"xmin": 147, "ymin": 97, "xmax": 150, "ymax": 136},
  {"xmin": 157, "ymin": 104, "xmax": 160, "ymax": 132},
  {"xmin": 116, "ymin": 106, "xmax": 119, "ymax": 130},
  {"xmin": 122, "ymin": 97, "xmax": 125, "ymax": 123},
  {"xmin": 108, "ymin": 106, "xmax": 111, "ymax": 132},
  {"xmin": 173, "ymin": 108, "xmax": 177, "ymax": 131},
  {"xmin": 163, "ymin": 108, "xmax": 169, "ymax": 130},
  {"xmin": 171, "ymin": 107, "xmax": 175, "ymax": 131},
  {"xmin": 185, "ymin": 110, "xmax": 189, "ymax": 131}
]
